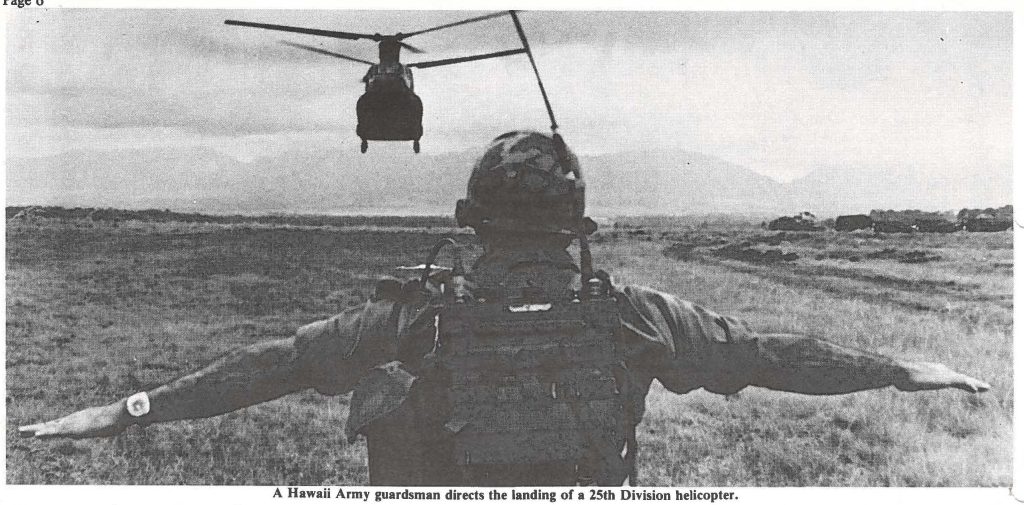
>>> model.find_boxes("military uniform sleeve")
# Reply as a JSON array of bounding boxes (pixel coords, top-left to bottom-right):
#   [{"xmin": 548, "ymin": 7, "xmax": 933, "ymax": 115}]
[
  {"xmin": 294, "ymin": 282, "xmax": 429, "ymax": 395},
  {"xmin": 295, "ymin": 275, "xmax": 444, "ymax": 395},
  {"xmin": 139, "ymin": 293, "xmax": 408, "ymax": 424},
  {"xmin": 617, "ymin": 285, "xmax": 904, "ymax": 396}
]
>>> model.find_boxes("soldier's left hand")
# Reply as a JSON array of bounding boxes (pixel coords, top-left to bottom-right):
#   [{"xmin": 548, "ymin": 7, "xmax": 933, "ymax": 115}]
[{"xmin": 895, "ymin": 361, "xmax": 991, "ymax": 393}]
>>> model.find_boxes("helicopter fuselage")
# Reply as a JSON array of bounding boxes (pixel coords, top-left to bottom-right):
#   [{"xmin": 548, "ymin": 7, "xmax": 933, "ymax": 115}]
[
  {"xmin": 356, "ymin": 80, "xmax": 423, "ymax": 144},
  {"xmin": 362, "ymin": 62, "xmax": 415, "ymax": 93}
]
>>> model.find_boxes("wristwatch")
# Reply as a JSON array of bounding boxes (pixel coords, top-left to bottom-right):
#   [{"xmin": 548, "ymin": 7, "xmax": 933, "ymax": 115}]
[{"xmin": 126, "ymin": 392, "xmax": 151, "ymax": 418}]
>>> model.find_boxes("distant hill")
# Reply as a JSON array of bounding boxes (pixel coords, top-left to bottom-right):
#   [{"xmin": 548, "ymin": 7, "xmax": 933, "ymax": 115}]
[
  {"xmin": 582, "ymin": 150, "xmax": 789, "ymax": 214},
  {"xmin": 787, "ymin": 163, "xmax": 1012, "ymax": 215},
  {"xmin": 6, "ymin": 144, "xmax": 1011, "ymax": 216}
]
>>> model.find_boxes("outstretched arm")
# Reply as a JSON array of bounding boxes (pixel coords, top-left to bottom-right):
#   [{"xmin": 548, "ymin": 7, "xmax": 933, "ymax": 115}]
[
  {"xmin": 19, "ymin": 336, "xmax": 314, "ymax": 439},
  {"xmin": 148, "ymin": 336, "xmax": 314, "ymax": 422},
  {"xmin": 617, "ymin": 285, "xmax": 990, "ymax": 396},
  {"xmin": 738, "ymin": 334, "xmax": 989, "ymax": 395},
  {"xmin": 18, "ymin": 299, "xmax": 386, "ymax": 440}
]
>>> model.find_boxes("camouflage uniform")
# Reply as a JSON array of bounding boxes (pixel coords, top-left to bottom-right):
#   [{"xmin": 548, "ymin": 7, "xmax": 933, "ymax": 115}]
[{"xmin": 278, "ymin": 132, "xmax": 907, "ymax": 485}]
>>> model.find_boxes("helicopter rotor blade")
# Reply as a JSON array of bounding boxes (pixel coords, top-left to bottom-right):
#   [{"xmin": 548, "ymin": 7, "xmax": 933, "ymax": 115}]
[
  {"xmin": 225, "ymin": 20, "xmax": 377, "ymax": 41},
  {"xmin": 407, "ymin": 48, "xmax": 526, "ymax": 69},
  {"xmin": 279, "ymin": 41, "xmax": 375, "ymax": 65},
  {"xmin": 400, "ymin": 11, "xmax": 510, "ymax": 39},
  {"xmin": 398, "ymin": 41, "xmax": 425, "ymax": 54}
]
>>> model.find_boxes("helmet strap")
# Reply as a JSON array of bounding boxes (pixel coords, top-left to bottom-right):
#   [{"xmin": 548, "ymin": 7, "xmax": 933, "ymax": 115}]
[{"xmin": 551, "ymin": 133, "xmax": 580, "ymax": 179}]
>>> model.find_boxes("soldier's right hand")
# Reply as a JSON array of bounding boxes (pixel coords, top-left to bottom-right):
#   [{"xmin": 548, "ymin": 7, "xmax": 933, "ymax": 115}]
[{"xmin": 18, "ymin": 401, "xmax": 130, "ymax": 440}]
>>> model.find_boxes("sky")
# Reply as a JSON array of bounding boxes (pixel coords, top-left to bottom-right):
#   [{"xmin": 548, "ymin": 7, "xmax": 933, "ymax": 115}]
[{"xmin": 5, "ymin": 9, "xmax": 1013, "ymax": 184}]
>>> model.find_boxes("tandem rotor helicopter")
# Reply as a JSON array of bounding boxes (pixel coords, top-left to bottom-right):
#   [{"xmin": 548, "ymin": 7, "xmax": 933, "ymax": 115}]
[{"xmin": 225, "ymin": 11, "xmax": 547, "ymax": 154}]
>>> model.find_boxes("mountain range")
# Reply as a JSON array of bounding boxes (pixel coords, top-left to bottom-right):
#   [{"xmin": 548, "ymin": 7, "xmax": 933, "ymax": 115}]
[{"xmin": 6, "ymin": 144, "xmax": 1011, "ymax": 217}]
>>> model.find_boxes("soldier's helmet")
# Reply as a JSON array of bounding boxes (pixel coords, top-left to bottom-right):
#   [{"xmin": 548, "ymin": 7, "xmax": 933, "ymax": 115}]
[{"xmin": 455, "ymin": 131, "xmax": 587, "ymax": 235}]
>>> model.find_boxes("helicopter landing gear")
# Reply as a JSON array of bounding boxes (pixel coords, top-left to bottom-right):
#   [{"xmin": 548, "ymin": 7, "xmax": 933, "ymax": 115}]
[
  {"xmin": 360, "ymin": 139, "xmax": 368, "ymax": 154},
  {"xmin": 413, "ymin": 140, "xmax": 420, "ymax": 154}
]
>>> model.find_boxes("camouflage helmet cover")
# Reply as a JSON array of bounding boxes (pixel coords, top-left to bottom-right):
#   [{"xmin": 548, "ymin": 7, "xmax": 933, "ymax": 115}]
[{"xmin": 456, "ymin": 131, "xmax": 587, "ymax": 234}]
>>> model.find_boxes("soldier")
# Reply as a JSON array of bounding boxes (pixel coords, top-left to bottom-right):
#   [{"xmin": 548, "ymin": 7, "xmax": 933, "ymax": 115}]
[{"xmin": 19, "ymin": 131, "xmax": 990, "ymax": 486}]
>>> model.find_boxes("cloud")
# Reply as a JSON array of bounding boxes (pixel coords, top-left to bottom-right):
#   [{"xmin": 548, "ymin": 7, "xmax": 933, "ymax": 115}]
[{"xmin": 5, "ymin": 10, "xmax": 1012, "ymax": 185}]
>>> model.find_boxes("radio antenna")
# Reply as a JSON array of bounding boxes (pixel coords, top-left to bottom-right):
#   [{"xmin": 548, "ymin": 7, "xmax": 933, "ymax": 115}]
[{"xmin": 509, "ymin": 10, "xmax": 558, "ymax": 134}]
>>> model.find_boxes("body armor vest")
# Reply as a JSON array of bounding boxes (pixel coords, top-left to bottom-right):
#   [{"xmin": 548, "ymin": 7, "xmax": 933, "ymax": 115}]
[
  {"xmin": 436, "ymin": 290, "xmax": 629, "ymax": 484},
  {"xmin": 359, "ymin": 238, "xmax": 636, "ymax": 486}
]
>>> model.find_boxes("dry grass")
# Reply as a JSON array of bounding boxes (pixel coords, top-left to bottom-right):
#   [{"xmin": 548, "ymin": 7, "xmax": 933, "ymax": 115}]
[
  {"xmin": 5, "ymin": 217, "xmax": 1011, "ymax": 485},
  {"xmin": 598, "ymin": 226, "xmax": 1010, "ymax": 486}
]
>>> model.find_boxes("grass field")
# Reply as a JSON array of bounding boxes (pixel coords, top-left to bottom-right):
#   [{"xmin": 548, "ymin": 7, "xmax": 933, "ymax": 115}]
[{"xmin": 5, "ymin": 215, "xmax": 1012, "ymax": 486}]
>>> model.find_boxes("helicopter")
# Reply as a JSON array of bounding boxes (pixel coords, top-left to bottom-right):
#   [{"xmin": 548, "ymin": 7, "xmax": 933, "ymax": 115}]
[{"xmin": 225, "ymin": 12, "xmax": 530, "ymax": 153}]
